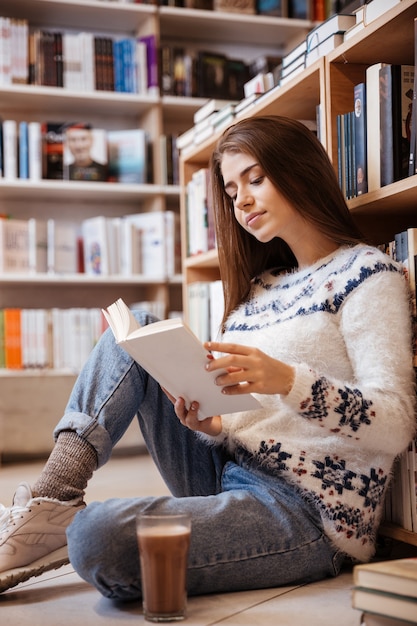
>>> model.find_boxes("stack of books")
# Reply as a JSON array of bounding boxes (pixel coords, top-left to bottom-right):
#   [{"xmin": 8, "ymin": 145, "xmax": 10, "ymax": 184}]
[{"xmin": 352, "ymin": 558, "xmax": 417, "ymax": 624}]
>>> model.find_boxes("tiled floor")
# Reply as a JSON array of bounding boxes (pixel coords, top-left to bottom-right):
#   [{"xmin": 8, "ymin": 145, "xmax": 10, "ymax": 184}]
[{"xmin": 0, "ymin": 453, "xmax": 413, "ymax": 625}]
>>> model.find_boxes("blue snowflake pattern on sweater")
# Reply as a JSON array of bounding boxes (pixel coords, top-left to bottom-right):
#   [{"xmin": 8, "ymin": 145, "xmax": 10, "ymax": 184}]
[
  {"xmin": 228, "ymin": 254, "xmax": 402, "ymax": 333},
  {"xmin": 299, "ymin": 377, "xmax": 375, "ymax": 434}
]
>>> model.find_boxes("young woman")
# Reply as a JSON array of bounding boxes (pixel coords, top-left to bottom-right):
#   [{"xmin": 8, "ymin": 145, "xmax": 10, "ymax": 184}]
[{"xmin": 1, "ymin": 116, "xmax": 415, "ymax": 600}]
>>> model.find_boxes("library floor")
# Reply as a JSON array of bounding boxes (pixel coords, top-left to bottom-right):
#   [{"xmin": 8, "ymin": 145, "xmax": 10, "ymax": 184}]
[{"xmin": 0, "ymin": 452, "xmax": 415, "ymax": 626}]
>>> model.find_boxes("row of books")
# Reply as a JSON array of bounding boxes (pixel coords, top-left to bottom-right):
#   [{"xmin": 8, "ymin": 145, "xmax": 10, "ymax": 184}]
[
  {"xmin": 158, "ymin": 0, "xmax": 324, "ymax": 18},
  {"xmin": 0, "ymin": 307, "xmax": 105, "ymax": 372},
  {"xmin": 0, "ymin": 297, "xmax": 177, "ymax": 372},
  {"xmin": 0, "ymin": 15, "xmax": 278, "ymax": 102},
  {"xmin": 0, "ymin": 121, "xmax": 153, "ymax": 184},
  {"xmin": 185, "ymin": 167, "xmax": 216, "ymax": 257},
  {"xmin": 279, "ymin": 1, "xmax": 402, "ymax": 87},
  {"xmin": 336, "ymin": 64, "xmax": 415, "ymax": 200},
  {"xmin": 352, "ymin": 557, "xmax": 417, "ymax": 624},
  {"xmin": 0, "ymin": 18, "xmax": 157, "ymax": 94},
  {"xmin": 160, "ymin": 46, "xmax": 251, "ymax": 100},
  {"xmin": 0, "ymin": 212, "xmax": 181, "ymax": 279},
  {"xmin": 187, "ymin": 279, "xmax": 224, "ymax": 343},
  {"xmin": 380, "ymin": 227, "xmax": 417, "ymax": 536}
]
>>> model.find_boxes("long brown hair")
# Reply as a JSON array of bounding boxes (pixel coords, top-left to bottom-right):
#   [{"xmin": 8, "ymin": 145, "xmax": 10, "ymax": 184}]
[{"xmin": 209, "ymin": 115, "xmax": 364, "ymax": 326}]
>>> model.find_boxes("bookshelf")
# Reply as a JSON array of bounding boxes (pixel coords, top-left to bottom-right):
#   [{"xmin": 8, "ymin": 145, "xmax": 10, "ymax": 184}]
[
  {"xmin": 179, "ymin": 0, "xmax": 417, "ymax": 545},
  {"xmin": 0, "ymin": 0, "xmax": 312, "ymax": 459}
]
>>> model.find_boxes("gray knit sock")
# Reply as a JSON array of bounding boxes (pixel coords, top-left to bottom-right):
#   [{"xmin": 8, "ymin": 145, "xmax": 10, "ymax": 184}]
[{"xmin": 32, "ymin": 431, "xmax": 98, "ymax": 502}]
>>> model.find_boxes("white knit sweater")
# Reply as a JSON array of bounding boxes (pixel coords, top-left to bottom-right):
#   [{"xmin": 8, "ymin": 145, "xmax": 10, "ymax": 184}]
[{"xmin": 212, "ymin": 244, "xmax": 416, "ymax": 561}]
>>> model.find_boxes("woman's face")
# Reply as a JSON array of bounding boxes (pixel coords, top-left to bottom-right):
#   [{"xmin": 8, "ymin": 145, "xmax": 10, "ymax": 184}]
[{"xmin": 221, "ymin": 150, "xmax": 303, "ymax": 245}]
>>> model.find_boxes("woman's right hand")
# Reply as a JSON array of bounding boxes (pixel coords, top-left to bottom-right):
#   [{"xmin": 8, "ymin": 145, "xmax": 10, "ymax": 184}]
[{"xmin": 163, "ymin": 388, "xmax": 222, "ymax": 436}]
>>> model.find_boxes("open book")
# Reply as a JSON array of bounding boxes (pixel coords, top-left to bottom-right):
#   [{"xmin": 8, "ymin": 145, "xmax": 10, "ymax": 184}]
[{"xmin": 102, "ymin": 298, "xmax": 261, "ymax": 420}]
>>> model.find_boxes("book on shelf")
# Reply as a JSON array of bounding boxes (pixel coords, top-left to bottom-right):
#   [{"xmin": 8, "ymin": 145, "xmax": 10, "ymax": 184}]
[
  {"xmin": 0, "ymin": 218, "xmax": 30, "ymax": 273},
  {"xmin": 306, "ymin": 33, "xmax": 345, "ymax": 67},
  {"xmin": 27, "ymin": 121, "xmax": 41, "ymax": 180},
  {"xmin": 138, "ymin": 34, "xmax": 159, "ymax": 95},
  {"xmin": 63, "ymin": 124, "xmax": 108, "ymax": 182},
  {"xmin": 306, "ymin": 12, "xmax": 356, "ymax": 53},
  {"xmin": 46, "ymin": 220, "xmax": 79, "ymax": 274},
  {"xmin": 256, "ymin": 0, "xmax": 287, "ymax": 17},
  {"xmin": 353, "ymin": 82, "xmax": 368, "ymax": 196},
  {"xmin": 353, "ymin": 558, "xmax": 417, "ymax": 600},
  {"xmin": 41, "ymin": 122, "xmax": 65, "ymax": 180},
  {"xmin": 28, "ymin": 218, "xmax": 48, "ymax": 274},
  {"xmin": 243, "ymin": 72, "xmax": 274, "ymax": 98},
  {"xmin": 120, "ymin": 211, "xmax": 180, "ymax": 278},
  {"xmin": 352, "ymin": 587, "xmax": 417, "ymax": 624},
  {"xmin": 287, "ymin": 0, "xmax": 310, "ymax": 19},
  {"xmin": 2, "ymin": 119, "xmax": 18, "ymax": 180},
  {"xmin": 366, "ymin": 62, "xmax": 386, "ymax": 192},
  {"xmin": 81, "ymin": 216, "xmax": 112, "ymax": 276},
  {"xmin": 196, "ymin": 51, "xmax": 228, "ymax": 99},
  {"xmin": 364, "ymin": 0, "xmax": 401, "ymax": 26},
  {"xmin": 187, "ymin": 280, "xmax": 224, "ymax": 345},
  {"xmin": 3, "ymin": 308, "xmax": 22, "ymax": 370},
  {"xmin": 102, "ymin": 298, "xmax": 261, "ymax": 420},
  {"xmin": 213, "ymin": 0, "xmax": 255, "ymax": 13},
  {"xmin": 107, "ymin": 129, "xmax": 148, "ymax": 184},
  {"xmin": 409, "ymin": 18, "xmax": 417, "ymax": 176},
  {"xmin": 379, "ymin": 64, "xmax": 414, "ymax": 187},
  {"xmin": 18, "ymin": 121, "xmax": 29, "ymax": 179},
  {"xmin": 194, "ymin": 99, "xmax": 239, "ymax": 125}
]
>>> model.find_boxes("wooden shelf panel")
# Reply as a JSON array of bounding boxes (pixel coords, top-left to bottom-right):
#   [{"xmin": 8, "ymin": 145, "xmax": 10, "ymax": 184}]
[
  {"xmin": 0, "ymin": 273, "xmax": 182, "ymax": 286},
  {"xmin": 0, "ymin": 0, "xmax": 156, "ymax": 33},
  {"xmin": 0, "ymin": 179, "xmax": 179, "ymax": 203},
  {"xmin": 0, "ymin": 85, "xmax": 158, "ymax": 119},
  {"xmin": 159, "ymin": 7, "xmax": 312, "ymax": 48}
]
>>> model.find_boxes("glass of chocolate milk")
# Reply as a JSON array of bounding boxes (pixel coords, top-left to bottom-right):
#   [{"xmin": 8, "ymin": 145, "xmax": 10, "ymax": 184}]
[{"xmin": 137, "ymin": 513, "xmax": 192, "ymax": 622}]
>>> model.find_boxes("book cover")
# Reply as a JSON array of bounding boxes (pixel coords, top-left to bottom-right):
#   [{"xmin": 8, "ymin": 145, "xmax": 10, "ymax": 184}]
[
  {"xmin": 213, "ymin": 0, "xmax": 255, "ymax": 13},
  {"xmin": 379, "ymin": 64, "xmax": 414, "ymax": 187},
  {"xmin": 366, "ymin": 62, "xmax": 385, "ymax": 191},
  {"xmin": 41, "ymin": 122, "xmax": 65, "ymax": 179},
  {"xmin": 256, "ymin": 0, "xmax": 286, "ymax": 17},
  {"xmin": 352, "ymin": 587, "xmax": 417, "ymax": 624},
  {"xmin": 138, "ymin": 34, "xmax": 159, "ymax": 94},
  {"xmin": 353, "ymin": 558, "xmax": 417, "ymax": 599},
  {"xmin": 28, "ymin": 121, "xmax": 42, "ymax": 180},
  {"xmin": 47, "ymin": 220, "xmax": 78, "ymax": 274},
  {"xmin": 4, "ymin": 308, "xmax": 22, "ymax": 369},
  {"xmin": 107, "ymin": 129, "xmax": 148, "ymax": 184},
  {"xmin": 63, "ymin": 124, "xmax": 108, "ymax": 182},
  {"xmin": 306, "ymin": 13, "xmax": 356, "ymax": 53},
  {"xmin": 197, "ymin": 51, "xmax": 228, "ymax": 99},
  {"xmin": 354, "ymin": 82, "xmax": 368, "ymax": 195},
  {"xmin": 121, "ymin": 211, "xmax": 175, "ymax": 278},
  {"xmin": 18, "ymin": 120, "xmax": 29, "ymax": 179},
  {"xmin": 2, "ymin": 119, "xmax": 17, "ymax": 180},
  {"xmin": 102, "ymin": 298, "xmax": 261, "ymax": 420},
  {"xmin": 28, "ymin": 218, "xmax": 48, "ymax": 274},
  {"xmin": 81, "ymin": 216, "xmax": 111, "ymax": 275},
  {"xmin": 194, "ymin": 99, "xmax": 237, "ymax": 125},
  {"xmin": 0, "ymin": 218, "xmax": 30, "ymax": 273}
]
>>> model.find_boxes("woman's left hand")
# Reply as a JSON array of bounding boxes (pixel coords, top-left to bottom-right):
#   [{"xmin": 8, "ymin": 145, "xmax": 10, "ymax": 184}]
[{"xmin": 204, "ymin": 341, "xmax": 295, "ymax": 397}]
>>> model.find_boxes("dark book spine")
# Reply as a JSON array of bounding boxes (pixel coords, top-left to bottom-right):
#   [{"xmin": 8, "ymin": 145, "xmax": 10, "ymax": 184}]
[
  {"xmin": 54, "ymin": 32, "xmax": 64, "ymax": 88},
  {"xmin": 42, "ymin": 122, "xmax": 64, "ymax": 180},
  {"xmin": 379, "ymin": 64, "xmax": 395, "ymax": 187},
  {"xmin": 354, "ymin": 82, "xmax": 368, "ymax": 195}
]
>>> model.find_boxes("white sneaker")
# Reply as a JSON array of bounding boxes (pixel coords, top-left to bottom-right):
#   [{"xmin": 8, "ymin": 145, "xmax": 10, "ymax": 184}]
[{"xmin": 0, "ymin": 482, "xmax": 85, "ymax": 593}]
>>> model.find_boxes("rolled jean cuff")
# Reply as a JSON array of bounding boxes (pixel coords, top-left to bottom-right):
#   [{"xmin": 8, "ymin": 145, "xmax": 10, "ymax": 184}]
[{"xmin": 54, "ymin": 411, "xmax": 113, "ymax": 468}]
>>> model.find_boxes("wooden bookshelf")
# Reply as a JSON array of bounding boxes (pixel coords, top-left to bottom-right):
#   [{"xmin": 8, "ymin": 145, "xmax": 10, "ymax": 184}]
[
  {"xmin": 0, "ymin": 0, "xmax": 312, "ymax": 458},
  {"xmin": 179, "ymin": 0, "xmax": 417, "ymax": 545}
]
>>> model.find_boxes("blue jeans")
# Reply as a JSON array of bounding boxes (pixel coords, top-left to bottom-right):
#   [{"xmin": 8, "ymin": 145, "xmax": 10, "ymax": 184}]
[{"xmin": 58, "ymin": 312, "xmax": 344, "ymax": 600}]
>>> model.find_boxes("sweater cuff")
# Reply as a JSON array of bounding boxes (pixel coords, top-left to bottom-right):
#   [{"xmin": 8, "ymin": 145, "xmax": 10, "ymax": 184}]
[{"xmin": 281, "ymin": 363, "xmax": 318, "ymax": 413}]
